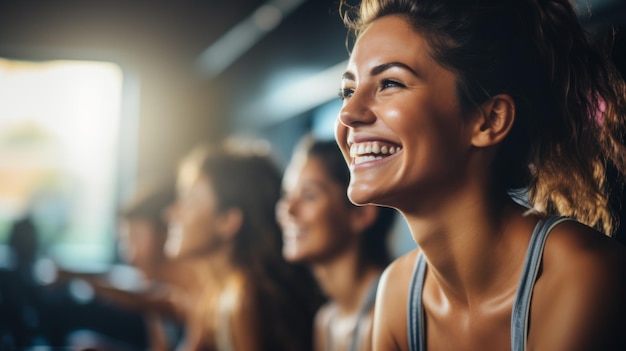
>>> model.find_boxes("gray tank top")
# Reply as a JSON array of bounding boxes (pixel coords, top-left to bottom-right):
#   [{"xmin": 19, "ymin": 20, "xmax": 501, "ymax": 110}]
[
  {"xmin": 407, "ymin": 216, "xmax": 571, "ymax": 351},
  {"xmin": 327, "ymin": 274, "xmax": 381, "ymax": 351}
]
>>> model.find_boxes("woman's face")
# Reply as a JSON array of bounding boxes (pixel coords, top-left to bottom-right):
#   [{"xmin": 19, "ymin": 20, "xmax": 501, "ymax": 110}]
[
  {"xmin": 118, "ymin": 219, "xmax": 165, "ymax": 274},
  {"xmin": 165, "ymin": 175, "xmax": 222, "ymax": 259},
  {"xmin": 335, "ymin": 15, "xmax": 474, "ymax": 212},
  {"xmin": 277, "ymin": 156, "xmax": 356, "ymax": 263}
]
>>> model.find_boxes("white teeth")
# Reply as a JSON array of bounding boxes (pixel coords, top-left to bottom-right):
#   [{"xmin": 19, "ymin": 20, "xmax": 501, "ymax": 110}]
[
  {"xmin": 283, "ymin": 229, "xmax": 300, "ymax": 238},
  {"xmin": 282, "ymin": 224, "xmax": 304, "ymax": 238},
  {"xmin": 354, "ymin": 155, "xmax": 384, "ymax": 165},
  {"xmin": 349, "ymin": 142, "xmax": 402, "ymax": 162},
  {"xmin": 357, "ymin": 144, "xmax": 366, "ymax": 155}
]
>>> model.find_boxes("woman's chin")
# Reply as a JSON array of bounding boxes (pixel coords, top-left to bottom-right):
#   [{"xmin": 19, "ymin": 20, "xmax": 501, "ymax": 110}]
[
  {"xmin": 347, "ymin": 184, "xmax": 384, "ymax": 207},
  {"xmin": 282, "ymin": 243, "xmax": 305, "ymax": 263}
]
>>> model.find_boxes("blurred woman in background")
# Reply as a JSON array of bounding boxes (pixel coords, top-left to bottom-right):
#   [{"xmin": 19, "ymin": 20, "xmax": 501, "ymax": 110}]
[
  {"xmin": 276, "ymin": 136, "xmax": 396, "ymax": 351},
  {"xmin": 115, "ymin": 179, "xmax": 182, "ymax": 350},
  {"xmin": 117, "ymin": 179, "xmax": 176, "ymax": 286},
  {"xmin": 57, "ymin": 179, "xmax": 181, "ymax": 351},
  {"xmin": 165, "ymin": 140, "xmax": 322, "ymax": 351}
]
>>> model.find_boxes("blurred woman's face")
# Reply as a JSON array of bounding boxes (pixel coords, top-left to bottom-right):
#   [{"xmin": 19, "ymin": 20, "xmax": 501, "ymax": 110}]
[
  {"xmin": 165, "ymin": 175, "xmax": 222, "ymax": 259},
  {"xmin": 277, "ymin": 156, "xmax": 356, "ymax": 263},
  {"xmin": 118, "ymin": 219, "xmax": 165, "ymax": 275}
]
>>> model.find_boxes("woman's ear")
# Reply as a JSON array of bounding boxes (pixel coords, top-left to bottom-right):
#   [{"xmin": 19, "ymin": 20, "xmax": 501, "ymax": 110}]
[
  {"xmin": 349, "ymin": 205, "xmax": 378, "ymax": 235},
  {"xmin": 471, "ymin": 94, "xmax": 515, "ymax": 148},
  {"xmin": 216, "ymin": 208, "xmax": 243, "ymax": 240}
]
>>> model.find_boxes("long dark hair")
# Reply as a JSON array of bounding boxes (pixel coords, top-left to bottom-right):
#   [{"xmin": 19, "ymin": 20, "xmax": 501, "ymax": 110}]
[
  {"xmin": 184, "ymin": 140, "xmax": 322, "ymax": 351},
  {"xmin": 341, "ymin": 0, "xmax": 626, "ymax": 234}
]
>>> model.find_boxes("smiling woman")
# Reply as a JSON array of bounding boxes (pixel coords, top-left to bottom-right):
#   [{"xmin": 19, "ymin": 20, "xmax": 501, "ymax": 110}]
[
  {"xmin": 337, "ymin": 17, "xmax": 466, "ymax": 210},
  {"xmin": 276, "ymin": 136, "xmax": 396, "ymax": 351},
  {"xmin": 334, "ymin": 0, "xmax": 626, "ymax": 350}
]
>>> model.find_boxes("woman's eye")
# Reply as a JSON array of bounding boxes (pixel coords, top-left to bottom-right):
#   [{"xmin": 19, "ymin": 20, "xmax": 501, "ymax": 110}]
[
  {"xmin": 338, "ymin": 88, "xmax": 354, "ymax": 101},
  {"xmin": 381, "ymin": 79, "xmax": 404, "ymax": 90},
  {"xmin": 303, "ymin": 194, "xmax": 317, "ymax": 201},
  {"xmin": 301, "ymin": 190, "xmax": 319, "ymax": 202}
]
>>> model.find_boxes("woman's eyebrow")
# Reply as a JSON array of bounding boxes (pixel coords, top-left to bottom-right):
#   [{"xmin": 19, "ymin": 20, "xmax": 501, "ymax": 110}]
[
  {"xmin": 371, "ymin": 61, "xmax": 418, "ymax": 77},
  {"xmin": 342, "ymin": 61, "xmax": 419, "ymax": 81}
]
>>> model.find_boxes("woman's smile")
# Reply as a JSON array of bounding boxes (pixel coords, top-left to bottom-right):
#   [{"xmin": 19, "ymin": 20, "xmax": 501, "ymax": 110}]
[{"xmin": 349, "ymin": 141, "xmax": 403, "ymax": 166}]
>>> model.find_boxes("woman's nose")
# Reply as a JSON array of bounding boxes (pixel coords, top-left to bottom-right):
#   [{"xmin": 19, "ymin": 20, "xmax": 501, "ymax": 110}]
[
  {"xmin": 275, "ymin": 198, "xmax": 288, "ymax": 223},
  {"xmin": 276, "ymin": 196, "xmax": 297, "ymax": 222},
  {"xmin": 338, "ymin": 90, "xmax": 376, "ymax": 127}
]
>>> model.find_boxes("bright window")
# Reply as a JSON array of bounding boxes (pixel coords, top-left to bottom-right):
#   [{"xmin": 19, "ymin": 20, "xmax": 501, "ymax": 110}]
[{"xmin": 0, "ymin": 57, "xmax": 125, "ymax": 270}]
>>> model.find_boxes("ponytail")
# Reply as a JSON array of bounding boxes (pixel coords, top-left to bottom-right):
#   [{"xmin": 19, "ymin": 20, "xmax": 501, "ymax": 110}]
[{"xmin": 526, "ymin": 0, "xmax": 626, "ymax": 234}]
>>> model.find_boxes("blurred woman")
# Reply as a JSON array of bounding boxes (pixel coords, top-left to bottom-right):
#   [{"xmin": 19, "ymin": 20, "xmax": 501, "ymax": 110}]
[
  {"xmin": 165, "ymin": 140, "xmax": 322, "ymax": 351},
  {"xmin": 53, "ymin": 180, "xmax": 181, "ymax": 351},
  {"xmin": 117, "ymin": 180, "xmax": 175, "ymax": 284},
  {"xmin": 276, "ymin": 136, "xmax": 396, "ymax": 351},
  {"xmin": 115, "ymin": 180, "xmax": 182, "ymax": 350}
]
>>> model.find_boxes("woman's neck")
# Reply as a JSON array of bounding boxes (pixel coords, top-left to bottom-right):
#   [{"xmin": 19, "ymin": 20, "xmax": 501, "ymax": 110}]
[
  {"xmin": 312, "ymin": 248, "xmax": 382, "ymax": 315},
  {"xmin": 176, "ymin": 244, "xmax": 236, "ymax": 294},
  {"xmin": 403, "ymin": 194, "xmax": 537, "ymax": 307}
]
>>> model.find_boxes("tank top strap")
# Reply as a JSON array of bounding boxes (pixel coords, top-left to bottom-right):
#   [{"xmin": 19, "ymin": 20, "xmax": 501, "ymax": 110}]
[
  {"xmin": 511, "ymin": 216, "xmax": 572, "ymax": 351},
  {"xmin": 350, "ymin": 273, "xmax": 382, "ymax": 351},
  {"xmin": 407, "ymin": 251, "xmax": 427, "ymax": 351},
  {"xmin": 326, "ymin": 273, "xmax": 383, "ymax": 351}
]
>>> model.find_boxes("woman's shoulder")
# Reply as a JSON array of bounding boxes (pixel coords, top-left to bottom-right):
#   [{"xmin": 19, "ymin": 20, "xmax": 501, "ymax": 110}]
[
  {"xmin": 542, "ymin": 219, "xmax": 626, "ymax": 276},
  {"xmin": 384, "ymin": 247, "xmax": 420, "ymax": 277},
  {"xmin": 379, "ymin": 248, "xmax": 420, "ymax": 298},
  {"xmin": 313, "ymin": 301, "xmax": 336, "ymax": 336},
  {"xmin": 314, "ymin": 301, "xmax": 335, "ymax": 321},
  {"xmin": 372, "ymin": 249, "xmax": 419, "ymax": 350},
  {"xmin": 539, "ymin": 219, "xmax": 626, "ymax": 299},
  {"xmin": 528, "ymin": 219, "xmax": 626, "ymax": 349}
]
